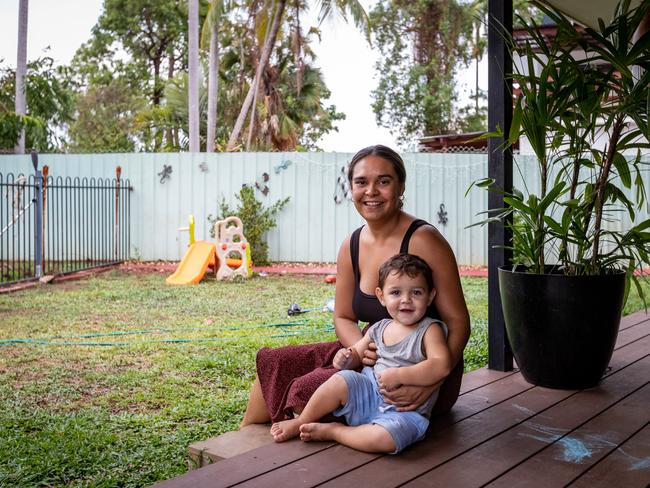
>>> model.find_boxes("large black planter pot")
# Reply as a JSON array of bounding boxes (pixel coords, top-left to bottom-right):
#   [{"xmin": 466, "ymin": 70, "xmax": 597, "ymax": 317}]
[{"xmin": 498, "ymin": 266, "xmax": 625, "ymax": 389}]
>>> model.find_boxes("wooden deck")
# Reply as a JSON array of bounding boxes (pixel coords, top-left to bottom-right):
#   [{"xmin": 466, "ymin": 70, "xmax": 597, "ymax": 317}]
[{"xmin": 154, "ymin": 310, "xmax": 650, "ymax": 487}]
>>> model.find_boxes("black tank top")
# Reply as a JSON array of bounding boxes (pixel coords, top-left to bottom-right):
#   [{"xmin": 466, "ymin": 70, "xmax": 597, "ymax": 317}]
[{"xmin": 350, "ymin": 219, "xmax": 440, "ymax": 325}]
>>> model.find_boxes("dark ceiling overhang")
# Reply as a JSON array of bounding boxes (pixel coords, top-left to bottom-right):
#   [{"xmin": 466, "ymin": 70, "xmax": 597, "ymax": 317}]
[{"xmin": 542, "ymin": 0, "xmax": 642, "ymax": 28}]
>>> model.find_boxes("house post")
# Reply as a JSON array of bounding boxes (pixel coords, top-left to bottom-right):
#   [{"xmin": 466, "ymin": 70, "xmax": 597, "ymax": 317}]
[{"xmin": 487, "ymin": 0, "xmax": 513, "ymax": 371}]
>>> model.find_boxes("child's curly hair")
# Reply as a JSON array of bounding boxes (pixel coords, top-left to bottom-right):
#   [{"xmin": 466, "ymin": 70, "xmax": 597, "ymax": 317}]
[{"xmin": 378, "ymin": 253, "xmax": 433, "ymax": 292}]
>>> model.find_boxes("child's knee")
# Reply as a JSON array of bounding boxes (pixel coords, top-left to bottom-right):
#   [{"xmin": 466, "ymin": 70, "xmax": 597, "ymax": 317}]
[{"xmin": 328, "ymin": 374, "xmax": 349, "ymax": 403}]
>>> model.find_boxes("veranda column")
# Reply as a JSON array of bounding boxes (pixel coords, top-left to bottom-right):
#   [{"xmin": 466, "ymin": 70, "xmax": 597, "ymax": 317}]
[{"xmin": 487, "ymin": 0, "xmax": 513, "ymax": 371}]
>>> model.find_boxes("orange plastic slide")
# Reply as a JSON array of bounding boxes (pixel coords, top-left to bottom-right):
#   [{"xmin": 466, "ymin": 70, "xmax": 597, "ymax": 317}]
[{"xmin": 166, "ymin": 241, "xmax": 217, "ymax": 285}]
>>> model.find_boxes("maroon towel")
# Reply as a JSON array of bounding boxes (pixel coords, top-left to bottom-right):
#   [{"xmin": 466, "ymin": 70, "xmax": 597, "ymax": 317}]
[{"xmin": 257, "ymin": 341, "xmax": 342, "ymax": 423}]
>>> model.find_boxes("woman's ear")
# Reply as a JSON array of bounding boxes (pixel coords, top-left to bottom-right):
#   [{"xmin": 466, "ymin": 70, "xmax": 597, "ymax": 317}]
[{"xmin": 375, "ymin": 287, "xmax": 386, "ymax": 306}]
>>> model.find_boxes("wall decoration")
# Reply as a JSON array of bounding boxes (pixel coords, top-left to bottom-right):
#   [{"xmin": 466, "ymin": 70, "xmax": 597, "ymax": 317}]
[
  {"xmin": 158, "ymin": 165, "xmax": 172, "ymax": 184},
  {"xmin": 333, "ymin": 165, "xmax": 351, "ymax": 204},
  {"xmin": 255, "ymin": 172, "xmax": 270, "ymax": 196},
  {"xmin": 437, "ymin": 203, "xmax": 448, "ymax": 225},
  {"xmin": 274, "ymin": 159, "xmax": 292, "ymax": 174}
]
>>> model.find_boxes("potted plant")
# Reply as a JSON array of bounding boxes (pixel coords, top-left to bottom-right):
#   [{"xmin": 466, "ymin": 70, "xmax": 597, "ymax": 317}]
[{"xmin": 471, "ymin": 0, "xmax": 650, "ymax": 389}]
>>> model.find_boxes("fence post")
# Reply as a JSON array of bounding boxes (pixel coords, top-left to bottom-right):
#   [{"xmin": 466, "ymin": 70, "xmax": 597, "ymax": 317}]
[{"xmin": 31, "ymin": 151, "xmax": 43, "ymax": 278}]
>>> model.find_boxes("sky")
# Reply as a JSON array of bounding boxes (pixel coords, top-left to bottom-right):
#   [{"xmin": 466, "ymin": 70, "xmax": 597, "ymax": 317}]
[{"xmin": 0, "ymin": 0, "xmax": 485, "ymax": 152}]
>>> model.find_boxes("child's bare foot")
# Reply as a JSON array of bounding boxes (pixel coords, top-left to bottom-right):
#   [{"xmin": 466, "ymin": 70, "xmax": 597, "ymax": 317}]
[
  {"xmin": 270, "ymin": 418, "xmax": 302, "ymax": 442},
  {"xmin": 299, "ymin": 422, "xmax": 340, "ymax": 442}
]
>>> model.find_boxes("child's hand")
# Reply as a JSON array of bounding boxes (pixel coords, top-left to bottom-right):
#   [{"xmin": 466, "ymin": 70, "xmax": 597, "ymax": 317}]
[
  {"xmin": 377, "ymin": 368, "xmax": 402, "ymax": 391},
  {"xmin": 333, "ymin": 348, "xmax": 354, "ymax": 370}
]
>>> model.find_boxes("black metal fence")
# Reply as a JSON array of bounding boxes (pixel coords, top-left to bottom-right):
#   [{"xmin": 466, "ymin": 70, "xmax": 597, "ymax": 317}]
[{"xmin": 0, "ymin": 162, "xmax": 131, "ymax": 286}]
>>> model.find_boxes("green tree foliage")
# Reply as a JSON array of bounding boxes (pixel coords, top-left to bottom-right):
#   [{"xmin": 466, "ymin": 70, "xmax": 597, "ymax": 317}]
[
  {"xmin": 67, "ymin": 80, "xmax": 144, "ymax": 153},
  {"xmin": 370, "ymin": 0, "xmax": 542, "ymax": 144},
  {"xmin": 248, "ymin": 29, "xmax": 346, "ymax": 151},
  {"xmin": 72, "ymin": 0, "xmax": 201, "ymax": 106},
  {"xmin": 209, "ymin": 185, "xmax": 290, "ymax": 265},
  {"xmin": 137, "ymin": 9, "xmax": 344, "ymax": 152},
  {"xmin": 0, "ymin": 57, "xmax": 73, "ymax": 152},
  {"xmin": 64, "ymin": 0, "xmax": 344, "ymax": 152},
  {"xmin": 370, "ymin": 0, "xmax": 474, "ymax": 144},
  {"xmin": 226, "ymin": 0, "xmax": 368, "ymax": 150}
]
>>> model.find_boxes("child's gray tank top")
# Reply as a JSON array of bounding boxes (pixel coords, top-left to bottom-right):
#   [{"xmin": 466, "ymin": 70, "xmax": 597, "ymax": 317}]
[{"xmin": 368, "ymin": 317, "xmax": 448, "ymax": 417}]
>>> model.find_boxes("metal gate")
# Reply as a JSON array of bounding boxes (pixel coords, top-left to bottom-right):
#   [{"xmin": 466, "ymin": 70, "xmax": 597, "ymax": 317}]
[{"xmin": 0, "ymin": 153, "xmax": 131, "ymax": 286}]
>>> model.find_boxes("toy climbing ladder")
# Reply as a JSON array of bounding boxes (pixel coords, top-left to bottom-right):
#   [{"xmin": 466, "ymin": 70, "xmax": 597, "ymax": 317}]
[{"xmin": 213, "ymin": 216, "xmax": 252, "ymax": 280}]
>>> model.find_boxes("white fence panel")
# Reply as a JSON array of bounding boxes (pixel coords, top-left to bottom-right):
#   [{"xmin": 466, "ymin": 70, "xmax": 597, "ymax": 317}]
[{"xmin": 20, "ymin": 152, "xmax": 645, "ymax": 266}]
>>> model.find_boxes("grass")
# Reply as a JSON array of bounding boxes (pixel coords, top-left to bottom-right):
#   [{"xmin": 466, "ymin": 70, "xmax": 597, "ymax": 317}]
[{"xmin": 0, "ymin": 268, "xmax": 647, "ymax": 486}]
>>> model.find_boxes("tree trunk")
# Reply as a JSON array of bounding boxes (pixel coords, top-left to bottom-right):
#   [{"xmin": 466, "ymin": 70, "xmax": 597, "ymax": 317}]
[
  {"xmin": 227, "ymin": 0, "xmax": 286, "ymax": 151},
  {"xmin": 206, "ymin": 19, "xmax": 220, "ymax": 152},
  {"xmin": 166, "ymin": 49, "xmax": 176, "ymax": 148},
  {"xmin": 188, "ymin": 0, "xmax": 200, "ymax": 152},
  {"xmin": 474, "ymin": 23, "xmax": 480, "ymax": 117},
  {"xmin": 245, "ymin": 78, "xmax": 260, "ymax": 151},
  {"xmin": 15, "ymin": 0, "xmax": 28, "ymax": 154},
  {"xmin": 246, "ymin": 0, "xmax": 276, "ymax": 151}
]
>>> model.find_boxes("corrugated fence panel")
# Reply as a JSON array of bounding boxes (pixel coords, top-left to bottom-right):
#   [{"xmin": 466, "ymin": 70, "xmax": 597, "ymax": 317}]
[
  {"xmin": 33, "ymin": 152, "xmax": 650, "ymax": 265},
  {"xmin": 1, "ymin": 152, "xmax": 491, "ymax": 264}
]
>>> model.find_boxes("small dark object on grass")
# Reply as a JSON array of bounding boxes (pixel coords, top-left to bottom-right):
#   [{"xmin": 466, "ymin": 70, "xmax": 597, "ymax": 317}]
[{"xmin": 287, "ymin": 303, "xmax": 303, "ymax": 316}]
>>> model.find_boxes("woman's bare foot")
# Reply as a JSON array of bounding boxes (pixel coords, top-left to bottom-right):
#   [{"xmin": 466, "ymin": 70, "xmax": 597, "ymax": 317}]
[
  {"xmin": 270, "ymin": 418, "xmax": 302, "ymax": 442},
  {"xmin": 299, "ymin": 422, "xmax": 340, "ymax": 442}
]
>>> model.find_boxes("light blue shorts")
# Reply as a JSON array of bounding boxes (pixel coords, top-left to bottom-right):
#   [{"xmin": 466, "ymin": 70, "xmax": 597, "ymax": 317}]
[{"xmin": 333, "ymin": 367, "xmax": 429, "ymax": 454}]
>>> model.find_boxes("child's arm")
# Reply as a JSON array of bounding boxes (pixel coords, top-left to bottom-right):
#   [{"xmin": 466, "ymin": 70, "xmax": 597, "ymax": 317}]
[
  {"xmin": 333, "ymin": 334, "xmax": 373, "ymax": 370},
  {"xmin": 377, "ymin": 325, "xmax": 451, "ymax": 390}
]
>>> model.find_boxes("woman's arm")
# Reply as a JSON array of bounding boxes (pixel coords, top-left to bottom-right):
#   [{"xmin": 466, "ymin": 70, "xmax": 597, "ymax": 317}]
[
  {"xmin": 333, "ymin": 237, "xmax": 365, "ymax": 348},
  {"xmin": 409, "ymin": 226, "xmax": 471, "ymax": 367}
]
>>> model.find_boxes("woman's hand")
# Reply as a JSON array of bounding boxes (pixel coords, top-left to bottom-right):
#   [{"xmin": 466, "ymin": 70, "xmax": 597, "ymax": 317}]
[
  {"xmin": 379, "ymin": 381, "xmax": 444, "ymax": 411},
  {"xmin": 360, "ymin": 341, "xmax": 378, "ymax": 366}
]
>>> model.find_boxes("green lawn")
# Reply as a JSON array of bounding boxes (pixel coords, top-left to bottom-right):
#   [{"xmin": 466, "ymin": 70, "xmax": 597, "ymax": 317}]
[{"xmin": 0, "ymin": 269, "xmax": 646, "ymax": 486}]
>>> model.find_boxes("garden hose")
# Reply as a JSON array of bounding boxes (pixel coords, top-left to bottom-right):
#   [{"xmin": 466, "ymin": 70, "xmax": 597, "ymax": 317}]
[{"xmin": 0, "ymin": 322, "xmax": 335, "ymax": 348}]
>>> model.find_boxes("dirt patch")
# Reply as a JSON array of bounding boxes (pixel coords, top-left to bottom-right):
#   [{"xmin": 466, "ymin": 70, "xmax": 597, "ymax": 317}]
[{"xmin": 119, "ymin": 261, "xmax": 178, "ymax": 275}]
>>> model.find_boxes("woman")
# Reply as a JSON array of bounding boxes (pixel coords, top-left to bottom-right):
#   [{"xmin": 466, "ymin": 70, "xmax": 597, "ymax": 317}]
[{"xmin": 241, "ymin": 145, "xmax": 470, "ymax": 426}]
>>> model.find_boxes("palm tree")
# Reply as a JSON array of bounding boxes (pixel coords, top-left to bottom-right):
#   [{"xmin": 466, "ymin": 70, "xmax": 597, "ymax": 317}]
[
  {"xmin": 188, "ymin": 0, "xmax": 200, "ymax": 151},
  {"xmin": 258, "ymin": 60, "xmax": 333, "ymax": 150},
  {"xmin": 203, "ymin": 0, "xmax": 228, "ymax": 152},
  {"xmin": 226, "ymin": 0, "xmax": 369, "ymax": 151},
  {"xmin": 227, "ymin": 0, "xmax": 286, "ymax": 151},
  {"xmin": 246, "ymin": 0, "xmax": 277, "ymax": 151},
  {"xmin": 15, "ymin": 0, "xmax": 28, "ymax": 154}
]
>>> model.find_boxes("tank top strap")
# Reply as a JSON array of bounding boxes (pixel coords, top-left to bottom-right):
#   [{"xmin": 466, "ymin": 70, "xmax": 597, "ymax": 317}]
[
  {"xmin": 399, "ymin": 219, "xmax": 430, "ymax": 254},
  {"xmin": 350, "ymin": 225, "xmax": 364, "ymax": 284}
]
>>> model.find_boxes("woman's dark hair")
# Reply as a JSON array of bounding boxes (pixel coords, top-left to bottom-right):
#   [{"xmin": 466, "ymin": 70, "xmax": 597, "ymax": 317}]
[
  {"xmin": 347, "ymin": 145, "xmax": 406, "ymax": 186},
  {"xmin": 378, "ymin": 253, "xmax": 433, "ymax": 292}
]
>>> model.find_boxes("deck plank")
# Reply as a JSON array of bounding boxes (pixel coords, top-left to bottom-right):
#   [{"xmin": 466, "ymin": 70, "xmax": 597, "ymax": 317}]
[
  {"xmin": 234, "ymin": 444, "xmax": 380, "ymax": 487},
  {"xmin": 619, "ymin": 309, "xmax": 649, "ymax": 329},
  {"xmin": 403, "ymin": 355, "xmax": 650, "ymax": 487},
  {"xmin": 569, "ymin": 423, "xmax": 650, "ymax": 488},
  {"xmin": 616, "ymin": 318, "xmax": 650, "ymax": 346},
  {"xmin": 458, "ymin": 367, "xmax": 519, "ymax": 394},
  {"xmin": 484, "ymin": 382, "xmax": 650, "ymax": 487},
  {"xmin": 152, "ymin": 440, "xmax": 335, "ymax": 487}
]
